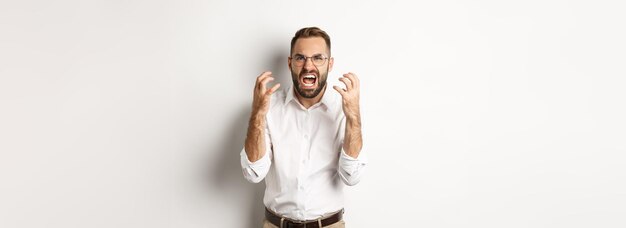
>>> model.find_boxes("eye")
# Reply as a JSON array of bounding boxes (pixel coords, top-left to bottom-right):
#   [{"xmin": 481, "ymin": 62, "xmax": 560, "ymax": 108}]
[
  {"xmin": 294, "ymin": 55, "xmax": 305, "ymax": 61},
  {"xmin": 313, "ymin": 55, "xmax": 325, "ymax": 61}
]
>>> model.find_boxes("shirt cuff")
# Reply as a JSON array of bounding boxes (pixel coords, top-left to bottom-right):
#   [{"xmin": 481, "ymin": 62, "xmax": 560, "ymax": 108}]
[
  {"xmin": 339, "ymin": 148, "xmax": 367, "ymax": 177},
  {"xmin": 240, "ymin": 148, "xmax": 271, "ymax": 181}
]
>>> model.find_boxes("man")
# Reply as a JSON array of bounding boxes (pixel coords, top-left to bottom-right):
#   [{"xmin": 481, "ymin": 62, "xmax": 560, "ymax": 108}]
[{"xmin": 240, "ymin": 27, "xmax": 366, "ymax": 228}]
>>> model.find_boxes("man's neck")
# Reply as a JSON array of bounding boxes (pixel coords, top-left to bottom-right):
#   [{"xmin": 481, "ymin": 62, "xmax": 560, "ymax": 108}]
[{"xmin": 295, "ymin": 85, "xmax": 326, "ymax": 109}]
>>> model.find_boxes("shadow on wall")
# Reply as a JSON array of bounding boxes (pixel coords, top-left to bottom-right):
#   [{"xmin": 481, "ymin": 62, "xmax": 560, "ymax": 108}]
[
  {"xmin": 210, "ymin": 49, "xmax": 288, "ymax": 227},
  {"xmin": 272, "ymin": 50, "xmax": 292, "ymax": 88},
  {"xmin": 210, "ymin": 107, "xmax": 265, "ymax": 227}
]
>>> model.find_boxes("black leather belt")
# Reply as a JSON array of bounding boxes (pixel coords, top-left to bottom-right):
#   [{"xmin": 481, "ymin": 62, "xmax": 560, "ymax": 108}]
[{"xmin": 265, "ymin": 207, "xmax": 343, "ymax": 228}]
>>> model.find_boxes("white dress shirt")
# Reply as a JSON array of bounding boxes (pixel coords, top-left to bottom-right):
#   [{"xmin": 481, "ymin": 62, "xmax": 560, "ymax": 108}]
[{"xmin": 240, "ymin": 85, "xmax": 367, "ymax": 221}]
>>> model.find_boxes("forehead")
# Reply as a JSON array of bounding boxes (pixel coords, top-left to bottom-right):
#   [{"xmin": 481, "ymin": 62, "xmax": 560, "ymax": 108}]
[{"xmin": 292, "ymin": 37, "xmax": 329, "ymax": 55}]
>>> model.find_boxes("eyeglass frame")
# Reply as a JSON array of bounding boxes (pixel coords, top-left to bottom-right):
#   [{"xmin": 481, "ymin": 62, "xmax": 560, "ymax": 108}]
[{"xmin": 289, "ymin": 54, "xmax": 330, "ymax": 67}]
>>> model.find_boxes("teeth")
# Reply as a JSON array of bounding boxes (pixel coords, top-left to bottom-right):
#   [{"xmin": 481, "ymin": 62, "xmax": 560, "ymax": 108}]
[{"xmin": 303, "ymin": 74, "xmax": 316, "ymax": 87}]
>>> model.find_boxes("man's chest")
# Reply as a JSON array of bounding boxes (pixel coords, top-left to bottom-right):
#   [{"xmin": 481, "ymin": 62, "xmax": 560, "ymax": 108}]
[{"xmin": 267, "ymin": 108, "xmax": 344, "ymax": 176}]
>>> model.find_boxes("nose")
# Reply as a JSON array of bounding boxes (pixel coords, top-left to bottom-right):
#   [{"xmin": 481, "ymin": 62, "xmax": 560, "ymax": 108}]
[{"xmin": 303, "ymin": 57, "xmax": 316, "ymax": 70}]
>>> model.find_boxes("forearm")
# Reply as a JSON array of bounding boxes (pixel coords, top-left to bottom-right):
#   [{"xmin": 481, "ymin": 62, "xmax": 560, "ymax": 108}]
[
  {"xmin": 244, "ymin": 113, "xmax": 267, "ymax": 162},
  {"xmin": 339, "ymin": 114, "xmax": 366, "ymax": 185},
  {"xmin": 343, "ymin": 114, "xmax": 362, "ymax": 158}
]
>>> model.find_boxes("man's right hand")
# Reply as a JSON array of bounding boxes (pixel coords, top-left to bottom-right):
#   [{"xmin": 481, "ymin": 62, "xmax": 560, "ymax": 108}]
[{"xmin": 252, "ymin": 71, "xmax": 281, "ymax": 116}]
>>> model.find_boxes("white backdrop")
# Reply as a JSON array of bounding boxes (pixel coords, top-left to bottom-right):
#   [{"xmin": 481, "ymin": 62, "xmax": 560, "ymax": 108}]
[{"xmin": 1, "ymin": 0, "xmax": 625, "ymax": 227}]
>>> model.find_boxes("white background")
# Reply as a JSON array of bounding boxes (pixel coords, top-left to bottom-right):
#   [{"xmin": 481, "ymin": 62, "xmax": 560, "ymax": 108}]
[{"xmin": 1, "ymin": 0, "xmax": 625, "ymax": 227}]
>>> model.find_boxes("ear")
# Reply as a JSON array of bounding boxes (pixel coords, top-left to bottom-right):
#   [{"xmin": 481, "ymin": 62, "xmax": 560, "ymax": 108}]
[
  {"xmin": 328, "ymin": 57, "xmax": 334, "ymax": 72},
  {"xmin": 287, "ymin": 56, "xmax": 292, "ymax": 69}
]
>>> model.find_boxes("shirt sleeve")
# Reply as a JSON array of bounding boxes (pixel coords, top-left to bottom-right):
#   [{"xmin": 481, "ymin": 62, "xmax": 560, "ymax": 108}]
[
  {"xmin": 240, "ymin": 124, "xmax": 273, "ymax": 184},
  {"xmin": 337, "ymin": 147, "xmax": 367, "ymax": 186}
]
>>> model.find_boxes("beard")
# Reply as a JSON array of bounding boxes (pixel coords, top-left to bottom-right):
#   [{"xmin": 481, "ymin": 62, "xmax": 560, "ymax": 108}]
[{"xmin": 291, "ymin": 67, "xmax": 328, "ymax": 99}]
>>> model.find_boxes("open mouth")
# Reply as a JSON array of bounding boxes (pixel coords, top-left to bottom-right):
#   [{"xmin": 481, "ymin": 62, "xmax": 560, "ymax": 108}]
[{"xmin": 300, "ymin": 74, "xmax": 317, "ymax": 88}]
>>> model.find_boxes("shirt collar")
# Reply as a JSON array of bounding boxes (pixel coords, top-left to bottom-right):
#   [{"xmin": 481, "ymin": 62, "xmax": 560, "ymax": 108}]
[{"xmin": 285, "ymin": 84, "xmax": 337, "ymax": 112}]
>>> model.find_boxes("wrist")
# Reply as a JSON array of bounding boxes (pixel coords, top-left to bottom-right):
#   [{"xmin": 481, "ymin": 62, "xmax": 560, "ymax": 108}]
[
  {"xmin": 251, "ymin": 108, "xmax": 266, "ymax": 119},
  {"xmin": 346, "ymin": 114, "xmax": 361, "ymax": 124},
  {"xmin": 249, "ymin": 112, "xmax": 266, "ymax": 127}
]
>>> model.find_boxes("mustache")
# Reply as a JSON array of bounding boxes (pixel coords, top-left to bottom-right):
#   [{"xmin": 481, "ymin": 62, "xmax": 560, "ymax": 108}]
[{"xmin": 299, "ymin": 70, "xmax": 319, "ymax": 77}]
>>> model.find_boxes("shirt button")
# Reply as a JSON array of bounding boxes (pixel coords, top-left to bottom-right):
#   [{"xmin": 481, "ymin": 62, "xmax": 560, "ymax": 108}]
[{"xmin": 304, "ymin": 134, "xmax": 308, "ymax": 139}]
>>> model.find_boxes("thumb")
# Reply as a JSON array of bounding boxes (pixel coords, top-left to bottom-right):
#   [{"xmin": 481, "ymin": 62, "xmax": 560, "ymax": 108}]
[{"xmin": 267, "ymin": 83, "xmax": 281, "ymax": 95}]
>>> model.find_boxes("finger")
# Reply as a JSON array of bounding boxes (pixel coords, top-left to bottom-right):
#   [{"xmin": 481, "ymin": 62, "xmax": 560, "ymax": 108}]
[
  {"xmin": 339, "ymin": 77, "xmax": 353, "ymax": 91},
  {"xmin": 333, "ymin": 85, "xmax": 347, "ymax": 97},
  {"xmin": 345, "ymin": 72, "xmax": 359, "ymax": 89},
  {"xmin": 349, "ymin": 72, "xmax": 360, "ymax": 88},
  {"xmin": 259, "ymin": 76, "xmax": 274, "ymax": 92},
  {"xmin": 255, "ymin": 71, "xmax": 273, "ymax": 88},
  {"xmin": 256, "ymin": 71, "xmax": 272, "ymax": 82},
  {"xmin": 267, "ymin": 83, "xmax": 281, "ymax": 95}
]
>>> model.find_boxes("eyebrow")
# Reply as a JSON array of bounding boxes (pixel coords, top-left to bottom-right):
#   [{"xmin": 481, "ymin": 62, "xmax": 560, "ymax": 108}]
[{"xmin": 293, "ymin": 53, "xmax": 325, "ymax": 57}]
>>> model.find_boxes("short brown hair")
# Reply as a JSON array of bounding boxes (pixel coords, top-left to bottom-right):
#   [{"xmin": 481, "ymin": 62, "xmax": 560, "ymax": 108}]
[{"xmin": 290, "ymin": 27, "xmax": 331, "ymax": 56}]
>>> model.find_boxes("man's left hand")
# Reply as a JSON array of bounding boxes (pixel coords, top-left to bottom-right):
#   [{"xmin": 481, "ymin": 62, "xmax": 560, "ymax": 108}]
[{"xmin": 333, "ymin": 72, "xmax": 361, "ymax": 121}]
